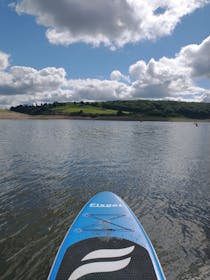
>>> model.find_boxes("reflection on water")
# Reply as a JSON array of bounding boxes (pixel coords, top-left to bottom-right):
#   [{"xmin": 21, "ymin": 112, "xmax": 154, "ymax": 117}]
[{"xmin": 0, "ymin": 120, "xmax": 210, "ymax": 279}]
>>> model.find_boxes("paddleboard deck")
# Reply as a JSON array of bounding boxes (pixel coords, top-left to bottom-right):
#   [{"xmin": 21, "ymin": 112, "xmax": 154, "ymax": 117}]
[{"xmin": 48, "ymin": 192, "xmax": 165, "ymax": 280}]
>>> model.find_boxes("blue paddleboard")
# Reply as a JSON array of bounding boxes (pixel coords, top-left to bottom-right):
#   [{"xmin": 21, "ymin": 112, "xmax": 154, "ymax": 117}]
[{"xmin": 48, "ymin": 192, "xmax": 165, "ymax": 279}]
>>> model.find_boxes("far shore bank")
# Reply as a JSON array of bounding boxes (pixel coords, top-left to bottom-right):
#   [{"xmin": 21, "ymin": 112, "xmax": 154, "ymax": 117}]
[{"xmin": 0, "ymin": 110, "xmax": 210, "ymax": 122}]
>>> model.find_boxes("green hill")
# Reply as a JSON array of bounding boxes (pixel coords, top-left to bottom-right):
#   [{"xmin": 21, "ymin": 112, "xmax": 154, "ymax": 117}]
[{"xmin": 10, "ymin": 100, "xmax": 210, "ymax": 120}]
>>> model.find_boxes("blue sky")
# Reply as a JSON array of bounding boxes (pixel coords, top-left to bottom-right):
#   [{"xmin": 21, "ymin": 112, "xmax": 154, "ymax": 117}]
[{"xmin": 0, "ymin": 0, "xmax": 210, "ymax": 107}]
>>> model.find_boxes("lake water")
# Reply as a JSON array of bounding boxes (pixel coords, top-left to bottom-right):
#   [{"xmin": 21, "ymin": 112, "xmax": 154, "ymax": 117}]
[{"xmin": 0, "ymin": 120, "xmax": 209, "ymax": 280}]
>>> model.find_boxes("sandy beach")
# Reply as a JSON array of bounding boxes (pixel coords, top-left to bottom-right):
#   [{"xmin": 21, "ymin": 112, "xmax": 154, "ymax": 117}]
[
  {"xmin": 0, "ymin": 110, "xmax": 84, "ymax": 120},
  {"xmin": 0, "ymin": 110, "xmax": 33, "ymax": 119}
]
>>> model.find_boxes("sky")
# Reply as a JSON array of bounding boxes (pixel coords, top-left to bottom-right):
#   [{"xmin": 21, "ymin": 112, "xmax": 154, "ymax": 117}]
[{"xmin": 0, "ymin": 0, "xmax": 210, "ymax": 108}]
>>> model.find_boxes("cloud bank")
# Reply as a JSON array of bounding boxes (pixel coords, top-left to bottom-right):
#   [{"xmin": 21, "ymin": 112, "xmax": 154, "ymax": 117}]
[
  {"xmin": 129, "ymin": 36, "xmax": 210, "ymax": 101},
  {"xmin": 12, "ymin": 0, "xmax": 210, "ymax": 49},
  {"xmin": 0, "ymin": 36, "xmax": 210, "ymax": 107}
]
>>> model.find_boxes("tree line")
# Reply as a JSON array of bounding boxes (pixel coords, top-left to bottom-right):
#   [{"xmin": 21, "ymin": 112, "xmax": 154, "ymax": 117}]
[{"xmin": 10, "ymin": 100, "xmax": 210, "ymax": 119}]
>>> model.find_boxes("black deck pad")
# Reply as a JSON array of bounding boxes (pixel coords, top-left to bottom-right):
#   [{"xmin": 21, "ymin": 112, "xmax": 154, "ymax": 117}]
[{"xmin": 56, "ymin": 237, "xmax": 158, "ymax": 280}]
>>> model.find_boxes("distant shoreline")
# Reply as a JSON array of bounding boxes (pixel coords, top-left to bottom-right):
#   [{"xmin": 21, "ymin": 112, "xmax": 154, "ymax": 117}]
[{"xmin": 0, "ymin": 110, "xmax": 210, "ymax": 122}]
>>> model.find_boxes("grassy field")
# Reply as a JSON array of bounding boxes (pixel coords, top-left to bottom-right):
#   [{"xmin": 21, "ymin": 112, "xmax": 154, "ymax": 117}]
[{"xmin": 52, "ymin": 103, "xmax": 127, "ymax": 115}]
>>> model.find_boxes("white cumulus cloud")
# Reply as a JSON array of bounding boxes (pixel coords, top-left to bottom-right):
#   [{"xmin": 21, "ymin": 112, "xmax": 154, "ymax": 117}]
[
  {"xmin": 0, "ymin": 51, "xmax": 10, "ymax": 70},
  {"xmin": 0, "ymin": 66, "xmax": 66, "ymax": 96},
  {"xmin": 0, "ymin": 61, "xmax": 68, "ymax": 107},
  {"xmin": 110, "ymin": 70, "xmax": 130, "ymax": 83},
  {"xmin": 179, "ymin": 36, "xmax": 210, "ymax": 78},
  {"xmin": 11, "ymin": 0, "xmax": 210, "ymax": 49},
  {"xmin": 129, "ymin": 36, "xmax": 210, "ymax": 101}
]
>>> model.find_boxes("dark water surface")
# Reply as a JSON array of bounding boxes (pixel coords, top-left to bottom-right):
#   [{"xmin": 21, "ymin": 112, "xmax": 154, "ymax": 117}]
[{"xmin": 0, "ymin": 120, "xmax": 209, "ymax": 280}]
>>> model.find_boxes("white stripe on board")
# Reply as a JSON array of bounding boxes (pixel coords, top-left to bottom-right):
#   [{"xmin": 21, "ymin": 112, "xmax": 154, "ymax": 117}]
[
  {"xmin": 82, "ymin": 246, "xmax": 135, "ymax": 261},
  {"xmin": 68, "ymin": 257, "xmax": 131, "ymax": 280}
]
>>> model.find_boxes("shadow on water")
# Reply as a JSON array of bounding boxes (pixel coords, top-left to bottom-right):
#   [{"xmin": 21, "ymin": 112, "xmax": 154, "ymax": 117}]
[{"xmin": 0, "ymin": 120, "xmax": 210, "ymax": 279}]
